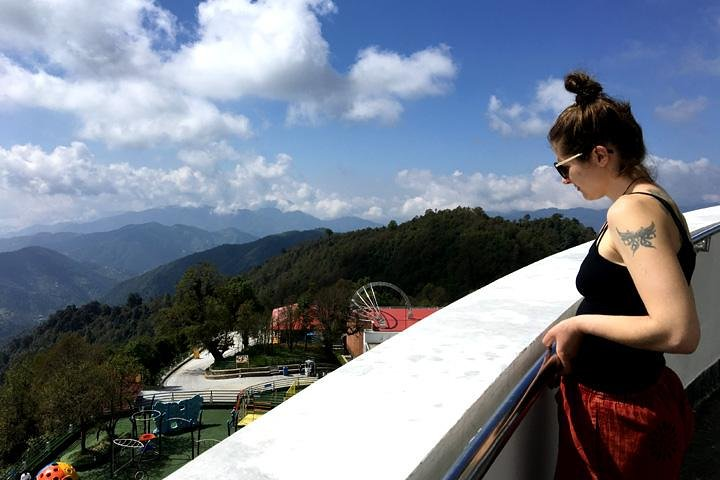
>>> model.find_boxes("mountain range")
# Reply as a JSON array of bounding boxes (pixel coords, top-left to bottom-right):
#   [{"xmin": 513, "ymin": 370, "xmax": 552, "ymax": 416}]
[
  {"xmin": 0, "ymin": 228, "xmax": 327, "ymax": 343},
  {"xmin": 0, "ymin": 223, "xmax": 257, "ymax": 279},
  {"xmin": 2, "ymin": 202, "xmax": 713, "ymax": 344},
  {"xmin": 4, "ymin": 206, "xmax": 379, "ymax": 238},
  {"xmin": 101, "ymin": 229, "xmax": 328, "ymax": 305},
  {"xmin": 0, "ymin": 206, "xmax": 378, "ymax": 281},
  {"xmin": 0, "ymin": 205, "xmax": 605, "ymax": 344},
  {"xmin": 0, "ymin": 206, "xmax": 379, "ymax": 343},
  {"xmin": 0, "ymin": 247, "xmax": 116, "ymax": 342}
]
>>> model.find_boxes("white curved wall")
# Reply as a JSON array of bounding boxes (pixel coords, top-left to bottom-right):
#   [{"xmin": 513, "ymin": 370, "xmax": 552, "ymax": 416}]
[{"xmin": 165, "ymin": 205, "xmax": 720, "ymax": 480}]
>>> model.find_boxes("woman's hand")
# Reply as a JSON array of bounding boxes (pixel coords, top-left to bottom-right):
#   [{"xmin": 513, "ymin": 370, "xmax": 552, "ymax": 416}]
[{"xmin": 543, "ymin": 317, "xmax": 584, "ymax": 375}]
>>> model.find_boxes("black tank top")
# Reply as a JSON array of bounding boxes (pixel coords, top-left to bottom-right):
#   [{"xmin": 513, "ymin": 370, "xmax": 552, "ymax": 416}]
[{"xmin": 573, "ymin": 192, "xmax": 696, "ymax": 392}]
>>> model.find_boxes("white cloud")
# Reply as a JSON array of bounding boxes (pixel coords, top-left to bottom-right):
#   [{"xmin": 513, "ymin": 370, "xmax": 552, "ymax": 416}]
[
  {"xmin": 0, "ymin": 0, "xmax": 457, "ymax": 147},
  {"xmin": 364, "ymin": 206, "xmax": 384, "ymax": 219},
  {"xmin": 0, "ymin": 55, "xmax": 252, "ymax": 148},
  {"xmin": 349, "ymin": 45, "xmax": 456, "ymax": 98},
  {"xmin": 487, "ymin": 77, "xmax": 573, "ymax": 137},
  {"xmin": 177, "ymin": 142, "xmax": 239, "ymax": 169},
  {"xmin": 650, "ymin": 154, "xmax": 720, "ymax": 205},
  {"xmin": 1, "ymin": 142, "xmax": 717, "ymax": 233},
  {"xmin": 390, "ymin": 154, "xmax": 720, "ymax": 219},
  {"xmin": 393, "ymin": 166, "xmax": 586, "ymax": 217},
  {"xmin": 166, "ymin": 0, "xmax": 339, "ymax": 100},
  {"xmin": 655, "ymin": 96, "xmax": 708, "ymax": 122},
  {"xmin": 342, "ymin": 45, "xmax": 456, "ymax": 123},
  {"xmin": 0, "ymin": 142, "xmax": 373, "ymax": 232},
  {"xmin": 0, "ymin": 0, "xmax": 173, "ymax": 77},
  {"xmin": 344, "ymin": 97, "xmax": 403, "ymax": 123}
]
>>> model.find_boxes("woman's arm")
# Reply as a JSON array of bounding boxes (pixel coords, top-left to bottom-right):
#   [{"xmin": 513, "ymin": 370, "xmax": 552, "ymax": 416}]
[{"xmin": 543, "ymin": 194, "xmax": 700, "ymax": 371}]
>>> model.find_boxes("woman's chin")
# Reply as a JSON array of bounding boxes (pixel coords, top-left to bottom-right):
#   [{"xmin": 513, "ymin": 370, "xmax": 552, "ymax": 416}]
[{"xmin": 580, "ymin": 190, "xmax": 603, "ymax": 201}]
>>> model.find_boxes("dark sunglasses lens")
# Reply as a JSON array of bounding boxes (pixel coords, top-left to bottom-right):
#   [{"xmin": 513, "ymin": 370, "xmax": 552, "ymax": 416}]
[{"xmin": 554, "ymin": 164, "xmax": 569, "ymax": 179}]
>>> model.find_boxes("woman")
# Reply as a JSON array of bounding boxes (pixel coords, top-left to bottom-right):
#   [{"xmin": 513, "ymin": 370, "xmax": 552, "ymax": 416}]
[{"xmin": 542, "ymin": 71, "xmax": 699, "ymax": 479}]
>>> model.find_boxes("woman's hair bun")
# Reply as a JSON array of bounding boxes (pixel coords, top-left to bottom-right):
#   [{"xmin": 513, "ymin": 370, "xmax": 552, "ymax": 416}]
[{"xmin": 565, "ymin": 71, "xmax": 603, "ymax": 106}]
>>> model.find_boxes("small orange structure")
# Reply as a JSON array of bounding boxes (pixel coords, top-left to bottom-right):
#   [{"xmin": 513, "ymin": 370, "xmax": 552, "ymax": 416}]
[{"xmin": 35, "ymin": 462, "xmax": 78, "ymax": 480}]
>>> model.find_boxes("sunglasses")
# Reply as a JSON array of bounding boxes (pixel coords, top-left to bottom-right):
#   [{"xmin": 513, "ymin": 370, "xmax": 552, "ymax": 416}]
[
  {"xmin": 553, "ymin": 147, "xmax": 615, "ymax": 179},
  {"xmin": 553, "ymin": 152, "xmax": 582, "ymax": 179}
]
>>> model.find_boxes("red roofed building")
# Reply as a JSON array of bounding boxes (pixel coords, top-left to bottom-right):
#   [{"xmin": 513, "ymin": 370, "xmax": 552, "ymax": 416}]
[
  {"xmin": 271, "ymin": 304, "xmax": 321, "ymax": 331},
  {"xmin": 344, "ymin": 307, "xmax": 440, "ymax": 358},
  {"xmin": 271, "ymin": 304, "xmax": 440, "ymax": 358}
]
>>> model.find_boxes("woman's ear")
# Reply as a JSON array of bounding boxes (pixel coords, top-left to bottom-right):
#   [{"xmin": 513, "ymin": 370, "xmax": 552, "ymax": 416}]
[{"xmin": 593, "ymin": 145, "xmax": 611, "ymax": 167}]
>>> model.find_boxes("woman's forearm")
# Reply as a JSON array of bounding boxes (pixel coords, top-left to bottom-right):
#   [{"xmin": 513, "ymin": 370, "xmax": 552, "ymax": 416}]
[{"xmin": 574, "ymin": 312, "xmax": 700, "ymax": 354}]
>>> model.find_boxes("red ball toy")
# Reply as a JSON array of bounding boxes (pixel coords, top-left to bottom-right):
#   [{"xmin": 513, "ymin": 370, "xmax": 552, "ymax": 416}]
[{"xmin": 35, "ymin": 462, "xmax": 79, "ymax": 480}]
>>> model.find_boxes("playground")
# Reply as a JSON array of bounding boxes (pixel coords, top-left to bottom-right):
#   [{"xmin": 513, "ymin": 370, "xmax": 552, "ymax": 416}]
[
  {"xmin": 7, "ymin": 376, "xmax": 318, "ymax": 480},
  {"xmin": 1, "ymin": 335, "xmax": 341, "ymax": 480},
  {"xmin": 61, "ymin": 406, "xmax": 228, "ymax": 480}
]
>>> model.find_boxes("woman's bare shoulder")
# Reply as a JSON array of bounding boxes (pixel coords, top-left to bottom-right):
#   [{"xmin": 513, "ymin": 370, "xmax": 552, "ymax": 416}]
[{"xmin": 607, "ymin": 185, "xmax": 684, "ymax": 250}]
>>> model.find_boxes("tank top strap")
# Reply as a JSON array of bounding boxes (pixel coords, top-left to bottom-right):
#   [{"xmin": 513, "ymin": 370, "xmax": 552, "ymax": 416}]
[
  {"xmin": 595, "ymin": 221, "xmax": 609, "ymax": 244},
  {"xmin": 626, "ymin": 191, "xmax": 690, "ymax": 242}
]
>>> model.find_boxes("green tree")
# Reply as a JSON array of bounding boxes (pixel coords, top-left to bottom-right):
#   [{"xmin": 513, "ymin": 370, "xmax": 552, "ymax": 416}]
[
  {"xmin": 98, "ymin": 352, "xmax": 144, "ymax": 440},
  {"xmin": 126, "ymin": 292, "xmax": 143, "ymax": 308},
  {"xmin": 221, "ymin": 276, "xmax": 262, "ymax": 352},
  {"xmin": 0, "ymin": 355, "xmax": 40, "ymax": 463},
  {"xmin": 297, "ymin": 292, "xmax": 315, "ymax": 350},
  {"xmin": 33, "ymin": 335, "xmax": 108, "ymax": 453},
  {"xmin": 164, "ymin": 263, "xmax": 231, "ymax": 364},
  {"xmin": 313, "ymin": 279, "xmax": 356, "ymax": 354},
  {"xmin": 415, "ymin": 282, "xmax": 448, "ymax": 306}
]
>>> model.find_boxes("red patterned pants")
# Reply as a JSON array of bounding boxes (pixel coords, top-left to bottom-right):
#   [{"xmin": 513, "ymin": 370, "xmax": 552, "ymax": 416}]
[{"xmin": 555, "ymin": 367, "xmax": 693, "ymax": 479}]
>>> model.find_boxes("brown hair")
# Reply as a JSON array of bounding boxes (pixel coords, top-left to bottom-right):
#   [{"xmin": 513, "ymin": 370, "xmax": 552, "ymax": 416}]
[{"xmin": 548, "ymin": 71, "xmax": 652, "ymax": 180}]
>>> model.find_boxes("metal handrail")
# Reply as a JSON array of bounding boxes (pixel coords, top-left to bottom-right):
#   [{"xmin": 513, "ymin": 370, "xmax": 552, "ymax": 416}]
[
  {"xmin": 691, "ymin": 220, "xmax": 720, "ymax": 242},
  {"xmin": 442, "ymin": 350, "xmax": 560, "ymax": 480},
  {"xmin": 443, "ymin": 219, "xmax": 720, "ymax": 480},
  {"xmin": 692, "ymin": 220, "xmax": 720, "ymax": 253}
]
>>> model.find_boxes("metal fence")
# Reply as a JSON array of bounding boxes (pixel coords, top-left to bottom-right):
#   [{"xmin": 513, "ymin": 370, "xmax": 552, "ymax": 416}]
[{"xmin": 138, "ymin": 376, "xmax": 319, "ymax": 407}]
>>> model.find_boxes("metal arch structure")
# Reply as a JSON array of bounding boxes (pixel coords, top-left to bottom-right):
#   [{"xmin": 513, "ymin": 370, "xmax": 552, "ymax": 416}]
[{"xmin": 350, "ymin": 282, "xmax": 414, "ymax": 329}]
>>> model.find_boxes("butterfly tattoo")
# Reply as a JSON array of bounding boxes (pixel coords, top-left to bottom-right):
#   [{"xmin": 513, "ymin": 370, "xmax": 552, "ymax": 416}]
[{"xmin": 616, "ymin": 222, "xmax": 657, "ymax": 255}]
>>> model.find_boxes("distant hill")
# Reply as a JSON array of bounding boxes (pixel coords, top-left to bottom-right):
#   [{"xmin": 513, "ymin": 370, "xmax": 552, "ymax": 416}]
[
  {"xmin": 0, "ymin": 247, "xmax": 115, "ymax": 342},
  {"xmin": 490, "ymin": 201, "xmax": 717, "ymax": 232},
  {"xmin": 490, "ymin": 207, "xmax": 607, "ymax": 231},
  {"xmin": 244, "ymin": 207, "xmax": 597, "ymax": 307},
  {"xmin": 0, "ymin": 223, "xmax": 257, "ymax": 279},
  {"xmin": 7, "ymin": 206, "xmax": 379, "ymax": 238},
  {"xmin": 102, "ymin": 229, "xmax": 328, "ymax": 305}
]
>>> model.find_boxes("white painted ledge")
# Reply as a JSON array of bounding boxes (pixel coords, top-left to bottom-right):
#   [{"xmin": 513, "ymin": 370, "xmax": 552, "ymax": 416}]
[{"xmin": 165, "ymin": 205, "xmax": 720, "ymax": 480}]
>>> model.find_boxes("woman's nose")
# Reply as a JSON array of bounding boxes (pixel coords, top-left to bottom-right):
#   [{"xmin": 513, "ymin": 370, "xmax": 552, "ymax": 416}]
[{"xmin": 562, "ymin": 177, "xmax": 573, "ymax": 185}]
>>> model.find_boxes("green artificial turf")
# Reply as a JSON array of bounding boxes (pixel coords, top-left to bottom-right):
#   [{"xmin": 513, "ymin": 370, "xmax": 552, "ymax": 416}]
[{"xmin": 55, "ymin": 408, "xmax": 231, "ymax": 479}]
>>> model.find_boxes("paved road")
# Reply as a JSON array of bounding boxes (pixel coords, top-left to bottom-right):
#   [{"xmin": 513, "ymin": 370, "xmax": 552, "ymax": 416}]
[{"xmin": 142, "ymin": 350, "xmax": 303, "ymax": 396}]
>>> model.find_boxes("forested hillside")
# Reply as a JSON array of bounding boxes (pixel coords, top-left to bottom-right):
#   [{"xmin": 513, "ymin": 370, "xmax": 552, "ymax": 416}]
[
  {"xmin": 0, "ymin": 295, "xmax": 175, "ymax": 380},
  {"xmin": 102, "ymin": 229, "xmax": 328, "ymax": 304},
  {"xmin": 0, "ymin": 223, "xmax": 257, "ymax": 279},
  {"xmin": 1, "ymin": 207, "xmax": 594, "ymax": 364},
  {"xmin": 246, "ymin": 207, "xmax": 596, "ymax": 306},
  {"xmin": 0, "ymin": 247, "xmax": 115, "ymax": 341}
]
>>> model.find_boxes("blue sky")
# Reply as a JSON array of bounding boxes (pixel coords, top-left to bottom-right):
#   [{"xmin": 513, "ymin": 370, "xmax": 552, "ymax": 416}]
[{"xmin": 0, "ymin": 0, "xmax": 718, "ymax": 234}]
